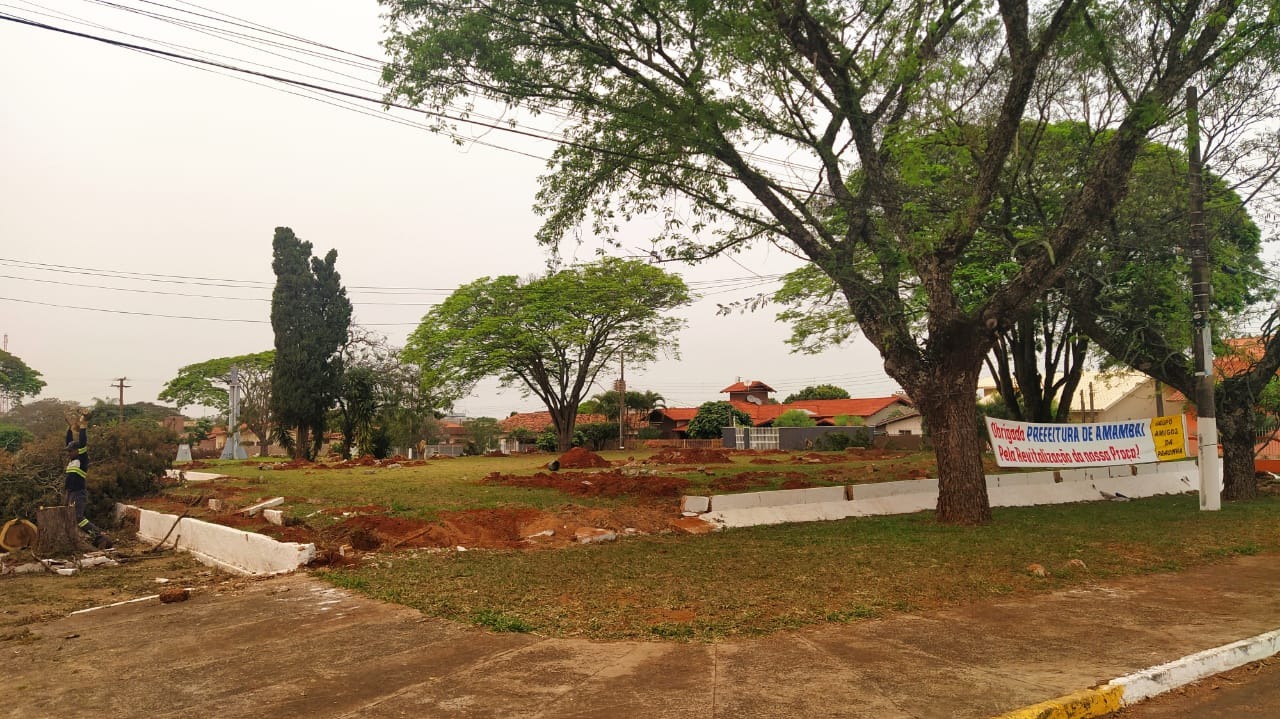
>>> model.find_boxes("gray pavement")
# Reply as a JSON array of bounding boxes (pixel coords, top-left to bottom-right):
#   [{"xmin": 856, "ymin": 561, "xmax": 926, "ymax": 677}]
[{"xmin": 4, "ymin": 554, "xmax": 1280, "ymax": 718}]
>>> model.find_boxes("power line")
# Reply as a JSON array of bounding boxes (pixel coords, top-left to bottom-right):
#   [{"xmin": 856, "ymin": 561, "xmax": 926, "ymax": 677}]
[
  {"xmin": 0, "ymin": 296, "xmax": 420, "ymax": 325},
  {"xmin": 0, "ymin": 11, "xmax": 832, "ymax": 199},
  {"xmin": 0, "ymin": 273, "xmax": 441, "ymax": 306},
  {"xmin": 0, "ymin": 256, "xmax": 783, "ymax": 292}
]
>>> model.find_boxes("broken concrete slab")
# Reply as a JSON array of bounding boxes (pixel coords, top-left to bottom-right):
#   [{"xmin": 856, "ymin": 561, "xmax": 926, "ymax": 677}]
[
  {"xmin": 680, "ymin": 495, "xmax": 710, "ymax": 513},
  {"xmin": 241, "ymin": 497, "xmax": 285, "ymax": 517},
  {"xmin": 574, "ymin": 528, "xmax": 617, "ymax": 544},
  {"xmin": 263, "ymin": 509, "xmax": 284, "ymax": 526}
]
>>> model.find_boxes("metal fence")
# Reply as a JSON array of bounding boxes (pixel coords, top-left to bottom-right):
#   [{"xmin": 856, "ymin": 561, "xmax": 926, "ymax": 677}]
[{"xmin": 723, "ymin": 426, "xmax": 873, "ymax": 450}]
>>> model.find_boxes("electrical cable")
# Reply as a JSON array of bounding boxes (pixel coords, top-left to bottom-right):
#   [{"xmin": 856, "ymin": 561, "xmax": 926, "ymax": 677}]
[{"xmin": 0, "ymin": 11, "xmax": 833, "ymax": 198}]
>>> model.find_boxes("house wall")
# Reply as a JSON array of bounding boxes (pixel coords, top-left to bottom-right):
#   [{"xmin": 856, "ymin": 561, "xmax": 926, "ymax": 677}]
[
  {"xmin": 1098, "ymin": 380, "xmax": 1186, "ymax": 422},
  {"xmin": 879, "ymin": 415, "xmax": 923, "ymax": 435}
]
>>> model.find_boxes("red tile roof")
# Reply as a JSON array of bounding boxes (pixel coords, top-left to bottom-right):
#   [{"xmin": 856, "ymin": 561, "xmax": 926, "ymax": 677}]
[
  {"xmin": 729, "ymin": 396, "xmax": 909, "ymax": 425},
  {"xmin": 652, "ymin": 396, "xmax": 912, "ymax": 428},
  {"xmin": 498, "ymin": 411, "xmax": 609, "ymax": 432},
  {"xmin": 720, "ymin": 380, "xmax": 777, "ymax": 394}
]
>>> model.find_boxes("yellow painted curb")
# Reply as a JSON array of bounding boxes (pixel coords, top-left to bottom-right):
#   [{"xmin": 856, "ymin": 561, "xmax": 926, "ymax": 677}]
[{"xmin": 991, "ymin": 685, "xmax": 1124, "ymax": 719}]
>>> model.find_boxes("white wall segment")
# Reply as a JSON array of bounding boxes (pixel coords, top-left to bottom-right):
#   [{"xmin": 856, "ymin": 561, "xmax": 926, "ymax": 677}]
[
  {"xmin": 686, "ymin": 460, "xmax": 1202, "ymax": 529},
  {"xmin": 130, "ymin": 505, "xmax": 315, "ymax": 575}
]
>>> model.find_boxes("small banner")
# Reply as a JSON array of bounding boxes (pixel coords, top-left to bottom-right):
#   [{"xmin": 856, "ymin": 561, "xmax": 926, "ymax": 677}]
[
  {"xmin": 1150, "ymin": 415, "xmax": 1189, "ymax": 461},
  {"xmin": 985, "ymin": 415, "xmax": 1189, "ymax": 468}
]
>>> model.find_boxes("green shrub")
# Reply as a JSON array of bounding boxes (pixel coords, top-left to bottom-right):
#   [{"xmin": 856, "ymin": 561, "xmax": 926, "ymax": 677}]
[
  {"xmin": 637, "ymin": 426, "xmax": 662, "ymax": 440},
  {"xmin": 0, "ymin": 423, "xmax": 33, "ymax": 453},
  {"xmin": 774, "ymin": 410, "xmax": 817, "ymax": 427},
  {"xmin": 686, "ymin": 401, "xmax": 753, "ymax": 439},
  {"xmin": 813, "ymin": 429, "xmax": 872, "ymax": 451},
  {"xmin": 536, "ymin": 427, "xmax": 586, "ymax": 452},
  {"xmin": 536, "ymin": 430, "xmax": 558, "ymax": 452},
  {"xmin": 85, "ymin": 420, "xmax": 176, "ymax": 522},
  {"xmin": 0, "ymin": 420, "xmax": 174, "ymax": 524},
  {"xmin": 576, "ymin": 422, "xmax": 618, "ymax": 451},
  {"xmin": 0, "ymin": 433, "xmax": 64, "ymax": 520}
]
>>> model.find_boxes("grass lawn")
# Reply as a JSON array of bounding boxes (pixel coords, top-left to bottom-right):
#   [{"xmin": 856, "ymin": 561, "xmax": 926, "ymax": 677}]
[{"xmin": 158, "ymin": 450, "xmax": 1280, "ymax": 641}]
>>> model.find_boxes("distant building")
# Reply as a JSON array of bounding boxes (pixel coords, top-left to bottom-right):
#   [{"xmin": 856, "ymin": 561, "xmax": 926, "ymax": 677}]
[{"xmin": 648, "ymin": 380, "xmax": 916, "ymax": 438}]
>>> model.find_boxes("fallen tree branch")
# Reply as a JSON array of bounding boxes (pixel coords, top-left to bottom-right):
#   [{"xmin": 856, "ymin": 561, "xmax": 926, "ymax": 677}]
[{"xmin": 146, "ymin": 494, "xmax": 204, "ymax": 554}]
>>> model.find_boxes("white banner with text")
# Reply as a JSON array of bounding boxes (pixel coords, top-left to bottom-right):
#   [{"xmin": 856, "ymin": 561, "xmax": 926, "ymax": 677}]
[{"xmin": 985, "ymin": 415, "xmax": 1188, "ymax": 468}]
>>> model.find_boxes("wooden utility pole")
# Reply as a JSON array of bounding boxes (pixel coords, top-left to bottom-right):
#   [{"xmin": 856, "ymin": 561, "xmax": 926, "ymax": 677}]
[
  {"xmin": 1187, "ymin": 86, "xmax": 1220, "ymax": 511},
  {"xmin": 111, "ymin": 377, "xmax": 130, "ymax": 423}
]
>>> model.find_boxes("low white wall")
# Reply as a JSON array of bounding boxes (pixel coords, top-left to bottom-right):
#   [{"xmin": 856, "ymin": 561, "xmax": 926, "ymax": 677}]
[
  {"xmin": 128, "ymin": 505, "xmax": 315, "ymax": 576},
  {"xmin": 696, "ymin": 460, "xmax": 1200, "ymax": 529}
]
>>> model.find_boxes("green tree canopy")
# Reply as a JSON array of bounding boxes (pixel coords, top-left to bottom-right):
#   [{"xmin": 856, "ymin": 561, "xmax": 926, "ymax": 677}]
[
  {"xmin": 1, "ymin": 398, "xmax": 83, "ymax": 438},
  {"xmin": 686, "ymin": 401, "xmax": 752, "ymax": 439},
  {"xmin": 270, "ymin": 227, "xmax": 352, "ymax": 459},
  {"xmin": 783, "ymin": 385, "xmax": 850, "ymax": 403},
  {"xmin": 579, "ymin": 389, "xmax": 666, "ymax": 419},
  {"xmin": 0, "ymin": 423, "xmax": 33, "ymax": 453},
  {"xmin": 0, "ymin": 349, "xmax": 45, "ymax": 408},
  {"xmin": 770, "ymin": 124, "xmax": 1264, "ymax": 427},
  {"xmin": 86, "ymin": 400, "xmax": 181, "ymax": 426},
  {"xmin": 403, "ymin": 258, "xmax": 689, "ymax": 451},
  {"xmin": 158, "ymin": 351, "xmax": 276, "ymax": 456},
  {"xmin": 382, "ymin": 0, "xmax": 1275, "ymax": 523}
]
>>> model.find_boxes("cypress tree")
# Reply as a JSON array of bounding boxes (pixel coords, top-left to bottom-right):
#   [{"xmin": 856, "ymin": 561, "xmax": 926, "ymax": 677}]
[{"xmin": 269, "ymin": 227, "xmax": 352, "ymax": 459}]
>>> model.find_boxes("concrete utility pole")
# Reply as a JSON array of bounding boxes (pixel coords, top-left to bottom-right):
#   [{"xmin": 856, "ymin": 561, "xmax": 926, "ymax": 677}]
[
  {"xmin": 615, "ymin": 355, "xmax": 626, "ymax": 450},
  {"xmin": 220, "ymin": 366, "xmax": 247, "ymax": 460},
  {"xmin": 111, "ymin": 377, "xmax": 130, "ymax": 423},
  {"xmin": 1187, "ymin": 86, "xmax": 1221, "ymax": 511}
]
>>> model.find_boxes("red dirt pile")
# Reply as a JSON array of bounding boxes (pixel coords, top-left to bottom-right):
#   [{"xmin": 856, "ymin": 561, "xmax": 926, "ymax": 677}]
[{"xmin": 557, "ymin": 446, "xmax": 611, "ymax": 468}]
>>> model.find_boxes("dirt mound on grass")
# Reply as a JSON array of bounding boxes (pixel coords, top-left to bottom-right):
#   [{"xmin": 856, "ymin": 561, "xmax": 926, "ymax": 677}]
[
  {"xmin": 650, "ymin": 448, "xmax": 734, "ymax": 464},
  {"xmin": 708, "ymin": 471, "xmax": 811, "ymax": 492},
  {"xmin": 484, "ymin": 470, "xmax": 690, "ymax": 498},
  {"xmin": 332, "ymin": 509, "xmax": 548, "ymax": 550},
  {"xmin": 557, "ymin": 446, "xmax": 611, "ymax": 468}
]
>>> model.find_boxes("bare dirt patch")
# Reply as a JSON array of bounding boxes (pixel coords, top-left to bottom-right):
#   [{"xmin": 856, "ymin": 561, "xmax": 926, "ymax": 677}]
[
  {"xmin": 649, "ymin": 448, "xmax": 735, "ymax": 464},
  {"xmin": 707, "ymin": 471, "xmax": 807, "ymax": 492},
  {"xmin": 483, "ymin": 470, "xmax": 690, "ymax": 498},
  {"xmin": 315, "ymin": 504, "xmax": 678, "ymax": 552}
]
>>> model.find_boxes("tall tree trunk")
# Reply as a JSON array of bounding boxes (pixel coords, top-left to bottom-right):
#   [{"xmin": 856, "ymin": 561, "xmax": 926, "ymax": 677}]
[
  {"xmin": 912, "ymin": 366, "xmax": 992, "ymax": 525},
  {"xmin": 294, "ymin": 424, "xmax": 310, "ymax": 460},
  {"xmin": 1218, "ymin": 399, "xmax": 1258, "ymax": 501},
  {"xmin": 550, "ymin": 407, "xmax": 577, "ymax": 453},
  {"xmin": 892, "ymin": 336, "xmax": 993, "ymax": 525}
]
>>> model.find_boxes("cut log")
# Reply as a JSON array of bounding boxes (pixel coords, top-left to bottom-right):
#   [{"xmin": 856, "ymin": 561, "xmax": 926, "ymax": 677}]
[{"xmin": 35, "ymin": 506, "xmax": 92, "ymax": 557}]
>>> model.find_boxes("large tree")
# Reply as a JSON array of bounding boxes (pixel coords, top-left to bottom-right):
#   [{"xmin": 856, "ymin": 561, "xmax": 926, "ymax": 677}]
[
  {"xmin": 382, "ymin": 0, "xmax": 1274, "ymax": 523},
  {"xmin": 158, "ymin": 351, "xmax": 276, "ymax": 456},
  {"xmin": 770, "ymin": 124, "xmax": 1263, "ymax": 427},
  {"xmin": 1066, "ymin": 146, "xmax": 1275, "ymax": 499},
  {"xmin": 403, "ymin": 258, "xmax": 689, "ymax": 451},
  {"xmin": 0, "ymin": 349, "xmax": 45, "ymax": 409},
  {"xmin": 270, "ymin": 227, "xmax": 352, "ymax": 460}
]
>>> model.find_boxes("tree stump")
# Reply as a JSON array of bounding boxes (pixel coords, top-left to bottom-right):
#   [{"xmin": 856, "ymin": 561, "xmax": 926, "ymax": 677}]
[{"xmin": 35, "ymin": 506, "xmax": 91, "ymax": 556}]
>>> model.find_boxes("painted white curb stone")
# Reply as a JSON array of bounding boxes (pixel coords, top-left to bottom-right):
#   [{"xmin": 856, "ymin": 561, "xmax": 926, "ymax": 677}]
[{"xmin": 1109, "ymin": 627, "xmax": 1280, "ymax": 704}]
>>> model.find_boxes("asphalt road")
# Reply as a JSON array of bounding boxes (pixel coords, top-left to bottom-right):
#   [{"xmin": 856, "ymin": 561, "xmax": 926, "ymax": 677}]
[{"xmin": 1109, "ymin": 658, "xmax": 1280, "ymax": 717}]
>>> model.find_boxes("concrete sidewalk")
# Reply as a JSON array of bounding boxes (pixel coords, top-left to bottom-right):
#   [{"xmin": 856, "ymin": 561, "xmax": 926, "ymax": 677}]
[{"xmin": 5, "ymin": 554, "xmax": 1280, "ymax": 719}]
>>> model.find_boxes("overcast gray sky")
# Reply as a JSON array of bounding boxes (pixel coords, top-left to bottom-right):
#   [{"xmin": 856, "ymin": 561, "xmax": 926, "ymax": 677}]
[{"xmin": 0, "ymin": 0, "xmax": 898, "ymax": 418}]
